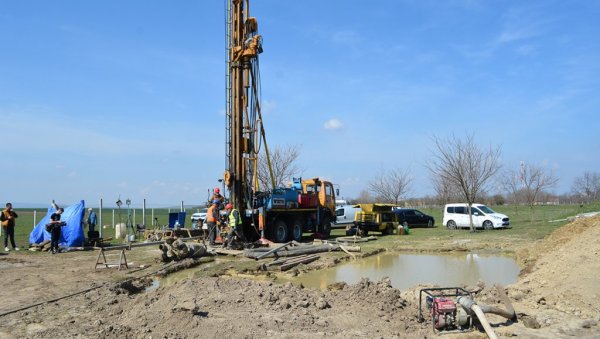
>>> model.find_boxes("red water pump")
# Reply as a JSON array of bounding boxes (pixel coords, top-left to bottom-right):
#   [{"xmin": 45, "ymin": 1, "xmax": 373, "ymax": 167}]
[{"xmin": 419, "ymin": 288, "xmax": 473, "ymax": 333}]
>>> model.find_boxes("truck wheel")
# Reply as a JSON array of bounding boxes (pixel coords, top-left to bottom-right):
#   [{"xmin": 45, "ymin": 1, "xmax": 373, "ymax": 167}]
[
  {"xmin": 272, "ymin": 219, "xmax": 289, "ymax": 243},
  {"xmin": 385, "ymin": 224, "xmax": 394, "ymax": 235},
  {"xmin": 290, "ymin": 218, "xmax": 303, "ymax": 242},
  {"xmin": 483, "ymin": 220, "xmax": 494, "ymax": 230},
  {"xmin": 320, "ymin": 217, "xmax": 332, "ymax": 238},
  {"xmin": 359, "ymin": 229, "xmax": 368, "ymax": 237}
]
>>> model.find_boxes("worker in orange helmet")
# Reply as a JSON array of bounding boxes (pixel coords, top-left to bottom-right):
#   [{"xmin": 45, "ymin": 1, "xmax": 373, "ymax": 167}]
[{"xmin": 224, "ymin": 203, "xmax": 244, "ymax": 249}]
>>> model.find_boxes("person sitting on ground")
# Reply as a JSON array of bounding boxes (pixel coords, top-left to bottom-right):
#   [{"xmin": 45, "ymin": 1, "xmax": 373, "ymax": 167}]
[{"xmin": 1, "ymin": 202, "xmax": 19, "ymax": 252}]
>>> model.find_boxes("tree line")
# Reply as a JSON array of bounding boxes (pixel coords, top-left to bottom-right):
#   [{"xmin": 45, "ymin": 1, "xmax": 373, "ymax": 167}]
[{"xmin": 256, "ymin": 136, "xmax": 600, "ymax": 208}]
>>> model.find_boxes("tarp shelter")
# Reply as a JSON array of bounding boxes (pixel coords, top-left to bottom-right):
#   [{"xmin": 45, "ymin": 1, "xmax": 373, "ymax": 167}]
[{"xmin": 29, "ymin": 200, "xmax": 86, "ymax": 247}]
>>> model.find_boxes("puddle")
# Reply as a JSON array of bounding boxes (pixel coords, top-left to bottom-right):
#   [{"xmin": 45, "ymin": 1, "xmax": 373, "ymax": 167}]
[
  {"xmin": 145, "ymin": 259, "xmax": 220, "ymax": 293},
  {"xmin": 292, "ymin": 253, "xmax": 520, "ymax": 290}
]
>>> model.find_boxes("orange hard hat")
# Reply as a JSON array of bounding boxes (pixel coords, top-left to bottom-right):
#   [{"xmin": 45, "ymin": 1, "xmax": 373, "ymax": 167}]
[
  {"xmin": 215, "ymin": 188, "xmax": 220, "ymax": 193},
  {"xmin": 226, "ymin": 203, "xmax": 232, "ymax": 210}
]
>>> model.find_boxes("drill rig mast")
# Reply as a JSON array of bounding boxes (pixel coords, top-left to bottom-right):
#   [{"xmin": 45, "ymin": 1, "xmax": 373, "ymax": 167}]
[
  {"xmin": 223, "ymin": 1, "xmax": 337, "ymax": 243},
  {"xmin": 225, "ymin": 0, "xmax": 273, "ymax": 217}
]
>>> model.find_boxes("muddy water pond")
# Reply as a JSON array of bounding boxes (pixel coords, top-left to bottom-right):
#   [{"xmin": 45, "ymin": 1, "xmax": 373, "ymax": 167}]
[{"xmin": 292, "ymin": 253, "xmax": 520, "ymax": 290}]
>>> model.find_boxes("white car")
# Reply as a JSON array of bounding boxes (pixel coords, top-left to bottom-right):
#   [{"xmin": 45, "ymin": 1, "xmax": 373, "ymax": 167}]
[
  {"xmin": 443, "ymin": 203, "xmax": 509, "ymax": 230},
  {"xmin": 190, "ymin": 208, "xmax": 208, "ymax": 226}
]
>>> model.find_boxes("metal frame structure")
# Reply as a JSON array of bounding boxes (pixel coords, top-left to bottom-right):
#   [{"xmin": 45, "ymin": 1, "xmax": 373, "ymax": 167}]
[{"xmin": 225, "ymin": 0, "xmax": 274, "ymax": 218}]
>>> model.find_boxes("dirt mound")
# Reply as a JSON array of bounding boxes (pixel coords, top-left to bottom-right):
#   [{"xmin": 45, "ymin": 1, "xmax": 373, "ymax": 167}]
[
  {"xmin": 1, "ymin": 276, "xmax": 434, "ymax": 338},
  {"xmin": 517, "ymin": 214, "xmax": 600, "ymax": 272},
  {"xmin": 504, "ymin": 215, "xmax": 600, "ymax": 338}
]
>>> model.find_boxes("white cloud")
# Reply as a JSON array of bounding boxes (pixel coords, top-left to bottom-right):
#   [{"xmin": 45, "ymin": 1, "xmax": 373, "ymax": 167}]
[{"xmin": 324, "ymin": 118, "xmax": 343, "ymax": 130}]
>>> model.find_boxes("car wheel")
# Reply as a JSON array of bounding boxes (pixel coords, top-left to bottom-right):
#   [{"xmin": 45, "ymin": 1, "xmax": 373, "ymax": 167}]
[
  {"xmin": 447, "ymin": 220, "xmax": 457, "ymax": 230},
  {"xmin": 272, "ymin": 219, "xmax": 289, "ymax": 243},
  {"xmin": 427, "ymin": 219, "xmax": 433, "ymax": 228},
  {"xmin": 483, "ymin": 220, "xmax": 494, "ymax": 230}
]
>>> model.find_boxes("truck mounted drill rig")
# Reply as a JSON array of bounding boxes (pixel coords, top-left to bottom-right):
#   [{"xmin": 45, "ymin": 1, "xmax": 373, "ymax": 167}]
[{"xmin": 223, "ymin": 0, "xmax": 337, "ymax": 243}]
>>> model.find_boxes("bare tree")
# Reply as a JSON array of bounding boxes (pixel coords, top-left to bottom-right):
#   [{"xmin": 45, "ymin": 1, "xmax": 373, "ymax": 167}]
[
  {"xmin": 427, "ymin": 134, "xmax": 501, "ymax": 232},
  {"xmin": 571, "ymin": 171, "xmax": 600, "ymax": 203},
  {"xmin": 256, "ymin": 144, "xmax": 302, "ymax": 190},
  {"xmin": 431, "ymin": 174, "xmax": 462, "ymax": 205},
  {"xmin": 355, "ymin": 189, "xmax": 374, "ymax": 204},
  {"xmin": 515, "ymin": 162, "xmax": 559, "ymax": 209},
  {"xmin": 368, "ymin": 168, "xmax": 412, "ymax": 204},
  {"xmin": 499, "ymin": 169, "xmax": 521, "ymax": 205}
]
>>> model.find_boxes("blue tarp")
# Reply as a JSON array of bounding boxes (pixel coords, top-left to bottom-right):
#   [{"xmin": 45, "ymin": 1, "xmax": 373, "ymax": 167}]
[{"xmin": 29, "ymin": 200, "xmax": 86, "ymax": 247}]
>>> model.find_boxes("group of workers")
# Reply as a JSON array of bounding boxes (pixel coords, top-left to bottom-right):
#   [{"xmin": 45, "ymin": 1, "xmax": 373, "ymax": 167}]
[{"xmin": 204, "ymin": 188, "xmax": 243, "ymax": 249}]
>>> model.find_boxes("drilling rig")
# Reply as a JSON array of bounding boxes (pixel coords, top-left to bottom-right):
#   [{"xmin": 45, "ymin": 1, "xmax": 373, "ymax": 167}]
[{"xmin": 223, "ymin": 0, "xmax": 337, "ymax": 243}]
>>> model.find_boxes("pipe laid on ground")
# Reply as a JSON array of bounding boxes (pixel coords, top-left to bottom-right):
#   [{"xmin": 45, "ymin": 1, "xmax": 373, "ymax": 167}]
[
  {"xmin": 252, "ymin": 241, "xmax": 293, "ymax": 260},
  {"xmin": 457, "ymin": 296, "xmax": 499, "ymax": 339}
]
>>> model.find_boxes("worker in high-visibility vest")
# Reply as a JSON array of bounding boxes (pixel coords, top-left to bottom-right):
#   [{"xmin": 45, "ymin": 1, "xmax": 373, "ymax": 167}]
[
  {"xmin": 224, "ymin": 203, "xmax": 243, "ymax": 249},
  {"xmin": 206, "ymin": 200, "xmax": 220, "ymax": 246}
]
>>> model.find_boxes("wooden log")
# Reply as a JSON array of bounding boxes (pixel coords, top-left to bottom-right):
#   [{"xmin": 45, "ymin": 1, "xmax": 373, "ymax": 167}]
[
  {"xmin": 246, "ymin": 244, "xmax": 338, "ymax": 259},
  {"xmin": 280, "ymin": 255, "xmax": 320, "ymax": 271}
]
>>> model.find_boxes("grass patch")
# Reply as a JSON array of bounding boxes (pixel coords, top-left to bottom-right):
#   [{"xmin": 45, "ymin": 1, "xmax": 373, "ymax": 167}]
[
  {"xmin": 5, "ymin": 203, "xmax": 598, "ymax": 250},
  {"xmin": 5, "ymin": 208, "xmax": 200, "ymax": 249}
]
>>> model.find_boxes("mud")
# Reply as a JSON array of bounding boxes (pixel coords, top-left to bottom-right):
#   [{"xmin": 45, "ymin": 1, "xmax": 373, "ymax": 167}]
[{"xmin": 0, "ymin": 216, "xmax": 599, "ymax": 338}]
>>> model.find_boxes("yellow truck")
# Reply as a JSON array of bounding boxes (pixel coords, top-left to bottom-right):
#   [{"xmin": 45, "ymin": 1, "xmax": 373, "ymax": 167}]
[{"xmin": 351, "ymin": 203, "xmax": 399, "ymax": 236}]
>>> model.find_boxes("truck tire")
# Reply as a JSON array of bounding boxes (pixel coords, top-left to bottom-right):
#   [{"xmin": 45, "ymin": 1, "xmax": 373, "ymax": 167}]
[
  {"xmin": 320, "ymin": 217, "xmax": 332, "ymax": 238},
  {"xmin": 384, "ymin": 223, "xmax": 394, "ymax": 235},
  {"xmin": 289, "ymin": 218, "xmax": 303, "ymax": 242},
  {"xmin": 272, "ymin": 219, "xmax": 289, "ymax": 243}
]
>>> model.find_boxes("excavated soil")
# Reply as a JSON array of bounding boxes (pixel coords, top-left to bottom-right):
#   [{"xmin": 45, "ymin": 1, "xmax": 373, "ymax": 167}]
[{"xmin": 1, "ymin": 216, "xmax": 599, "ymax": 338}]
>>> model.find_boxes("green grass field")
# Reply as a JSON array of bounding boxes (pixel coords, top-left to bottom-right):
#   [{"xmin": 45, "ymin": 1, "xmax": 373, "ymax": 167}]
[
  {"xmin": 328, "ymin": 202, "xmax": 600, "ymax": 248},
  {"xmin": 4, "ymin": 207, "xmax": 203, "ymax": 249},
  {"xmin": 4, "ymin": 203, "xmax": 599, "ymax": 250}
]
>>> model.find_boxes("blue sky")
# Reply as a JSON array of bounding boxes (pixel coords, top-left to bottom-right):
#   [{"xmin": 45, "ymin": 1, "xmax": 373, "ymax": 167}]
[{"xmin": 1, "ymin": 1, "xmax": 599, "ymax": 207}]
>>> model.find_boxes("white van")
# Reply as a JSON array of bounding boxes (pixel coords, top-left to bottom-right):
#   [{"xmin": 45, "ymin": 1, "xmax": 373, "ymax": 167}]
[
  {"xmin": 443, "ymin": 203, "xmax": 509, "ymax": 230},
  {"xmin": 335, "ymin": 204, "xmax": 361, "ymax": 226}
]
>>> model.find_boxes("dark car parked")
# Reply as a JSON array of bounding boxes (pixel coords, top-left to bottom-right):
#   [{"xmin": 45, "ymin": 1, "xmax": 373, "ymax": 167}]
[{"xmin": 393, "ymin": 208, "xmax": 435, "ymax": 228}]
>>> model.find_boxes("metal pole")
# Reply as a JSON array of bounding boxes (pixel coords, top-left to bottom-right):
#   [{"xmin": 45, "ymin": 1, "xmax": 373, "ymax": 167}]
[
  {"xmin": 151, "ymin": 208, "xmax": 154, "ymax": 227},
  {"xmin": 99, "ymin": 198, "xmax": 103, "ymax": 238},
  {"xmin": 181, "ymin": 201, "xmax": 184, "ymax": 212},
  {"xmin": 133, "ymin": 208, "xmax": 136, "ymax": 226},
  {"xmin": 112, "ymin": 210, "xmax": 115, "ymax": 228},
  {"xmin": 33, "ymin": 210, "xmax": 37, "ymax": 228},
  {"xmin": 143, "ymin": 198, "xmax": 146, "ymax": 227}
]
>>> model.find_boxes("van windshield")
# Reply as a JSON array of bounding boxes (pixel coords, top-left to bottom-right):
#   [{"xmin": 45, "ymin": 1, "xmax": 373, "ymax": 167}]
[{"xmin": 478, "ymin": 205, "xmax": 495, "ymax": 214}]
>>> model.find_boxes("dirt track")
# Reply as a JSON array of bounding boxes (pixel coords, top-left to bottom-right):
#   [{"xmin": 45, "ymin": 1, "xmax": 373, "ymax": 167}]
[{"xmin": 1, "ymin": 216, "xmax": 599, "ymax": 338}]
